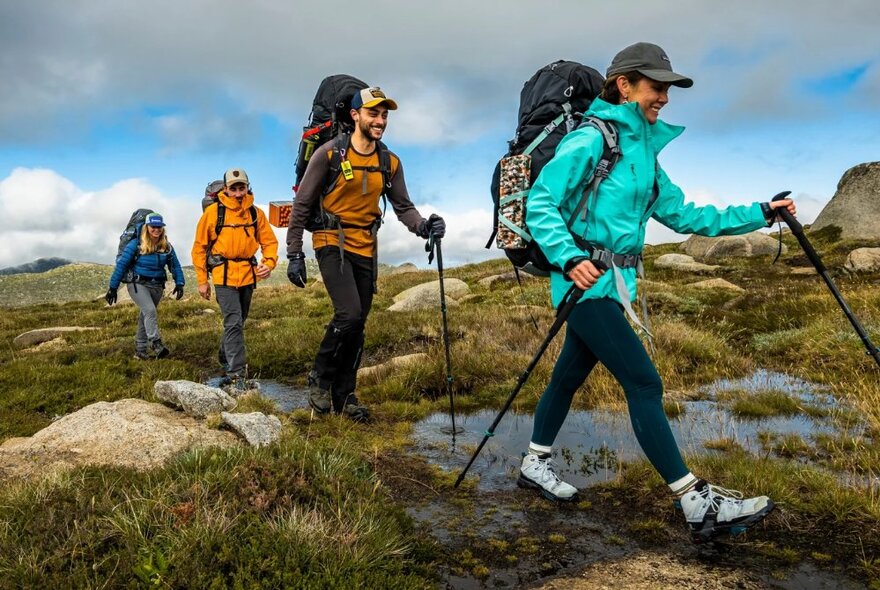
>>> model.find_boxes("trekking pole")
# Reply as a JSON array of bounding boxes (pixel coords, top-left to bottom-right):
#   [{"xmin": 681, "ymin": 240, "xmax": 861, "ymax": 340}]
[
  {"xmin": 426, "ymin": 232, "xmax": 461, "ymax": 441},
  {"xmin": 454, "ymin": 283, "xmax": 587, "ymax": 488},
  {"xmin": 772, "ymin": 191, "xmax": 880, "ymax": 369}
]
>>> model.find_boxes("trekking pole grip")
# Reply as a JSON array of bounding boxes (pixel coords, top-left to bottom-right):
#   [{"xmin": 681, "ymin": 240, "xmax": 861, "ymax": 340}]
[{"xmin": 771, "ymin": 191, "xmax": 801, "ymax": 233}]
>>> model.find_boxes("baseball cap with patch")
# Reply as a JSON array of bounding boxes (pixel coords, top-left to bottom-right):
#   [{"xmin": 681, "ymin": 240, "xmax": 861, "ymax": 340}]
[
  {"xmin": 145, "ymin": 213, "xmax": 165, "ymax": 227},
  {"xmin": 224, "ymin": 168, "xmax": 249, "ymax": 187},
  {"xmin": 606, "ymin": 42, "xmax": 693, "ymax": 88},
  {"xmin": 351, "ymin": 87, "xmax": 398, "ymax": 110}
]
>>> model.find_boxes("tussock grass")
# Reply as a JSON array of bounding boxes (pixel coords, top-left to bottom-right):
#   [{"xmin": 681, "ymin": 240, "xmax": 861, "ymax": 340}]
[
  {"xmin": 719, "ymin": 388, "xmax": 803, "ymax": 418},
  {"xmin": 0, "ymin": 437, "xmax": 435, "ymax": 589},
  {"xmin": 3, "ymin": 249, "xmax": 880, "ymax": 585}
]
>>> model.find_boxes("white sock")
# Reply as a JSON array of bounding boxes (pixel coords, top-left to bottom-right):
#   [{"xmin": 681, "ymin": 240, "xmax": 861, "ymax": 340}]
[
  {"xmin": 669, "ymin": 473, "xmax": 699, "ymax": 497},
  {"xmin": 528, "ymin": 442, "xmax": 552, "ymax": 457}
]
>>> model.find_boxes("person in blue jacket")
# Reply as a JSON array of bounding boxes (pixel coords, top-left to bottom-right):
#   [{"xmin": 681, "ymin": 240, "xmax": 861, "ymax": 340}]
[
  {"xmin": 519, "ymin": 42, "xmax": 796, "ymax": 543},
  {"xmin": 105, "ymin": 213, "xmax": 185, "ymax": 359}
]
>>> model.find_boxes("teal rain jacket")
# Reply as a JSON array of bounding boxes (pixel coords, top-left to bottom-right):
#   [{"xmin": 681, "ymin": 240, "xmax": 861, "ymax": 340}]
[{"xmin": 526, "ymin": 97, "xmax": 768, "ymax": 308}]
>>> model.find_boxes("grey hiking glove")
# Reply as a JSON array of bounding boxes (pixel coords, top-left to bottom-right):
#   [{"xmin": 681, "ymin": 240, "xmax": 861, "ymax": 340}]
[
  {"xmin": 287, "ymin": 252, "xmax": 307, "ymax": 288},
  {"xmin": 418, "ymin": 213, "xmax": 446, "ymax": 239},
  {"xmin": 172, "ymin": 284, "xmax": 184, "ymax": 300},
  {"xmin": 105, "ymin": 287, "xmax": 117, "ymax": 306}
]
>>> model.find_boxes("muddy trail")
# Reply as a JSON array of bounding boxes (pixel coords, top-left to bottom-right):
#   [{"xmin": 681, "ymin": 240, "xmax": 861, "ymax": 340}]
[
  {"xmin": 380, "ymin": 453, "xmax": 863, "ymax": 590},
  {"xmin": 251, "ymin": 375, "xmax": 869, "ymax": 589}
]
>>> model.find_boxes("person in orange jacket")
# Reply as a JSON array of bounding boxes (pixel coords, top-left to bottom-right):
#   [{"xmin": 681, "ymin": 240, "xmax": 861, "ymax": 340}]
[{"xmin": 191, "ymin": 168, "xmax": 278, "ymax": 390}]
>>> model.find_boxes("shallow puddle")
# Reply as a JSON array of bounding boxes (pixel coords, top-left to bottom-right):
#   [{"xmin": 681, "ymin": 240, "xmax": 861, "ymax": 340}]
[
  {"xmin": 412, "ymin": 370, "xmax": 842, "ymax": 492},
  {"xmin": 204, "ymin": 377, "xmax": 310, "ymax": 413}
]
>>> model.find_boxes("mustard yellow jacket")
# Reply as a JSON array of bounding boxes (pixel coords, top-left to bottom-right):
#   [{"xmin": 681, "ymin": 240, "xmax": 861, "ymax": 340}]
[{"xmin": 192, "ymin": 190, "xmax": 278, "ymax": 287}]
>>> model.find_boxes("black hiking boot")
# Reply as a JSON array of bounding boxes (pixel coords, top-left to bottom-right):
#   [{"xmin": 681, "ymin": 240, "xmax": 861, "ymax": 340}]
[
  {"xmin": 339, "ymin": 394, "xmax": 370, "ymax": 422},
  {"xmin": 151, "ymin": 339, "xmax": 170, "ymax": 359},
  {"xmin": 307, "ymin": 371, "xmax": 332, "ymax": 414}
]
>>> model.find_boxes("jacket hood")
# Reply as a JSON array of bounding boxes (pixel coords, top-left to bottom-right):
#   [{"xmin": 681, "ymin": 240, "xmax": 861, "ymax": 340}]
[
  {"xmin": 217, "ymin": 189, "xmax": 255, "ymax": 210},
  {"xmin": 586, "ymin": 98, "xmax": 684, "ymax": 155}
]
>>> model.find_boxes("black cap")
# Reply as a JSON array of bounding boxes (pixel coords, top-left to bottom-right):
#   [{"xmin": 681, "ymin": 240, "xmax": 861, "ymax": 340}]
[{"xmin": 606, "ymin": 42, "xmax": 693, "ymax": 88}]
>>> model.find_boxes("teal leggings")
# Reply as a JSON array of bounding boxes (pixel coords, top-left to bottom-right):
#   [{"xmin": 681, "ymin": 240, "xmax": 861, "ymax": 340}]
[{"xmin": 531, "ymin": 297, "xmax": 688, "ymax": 483}]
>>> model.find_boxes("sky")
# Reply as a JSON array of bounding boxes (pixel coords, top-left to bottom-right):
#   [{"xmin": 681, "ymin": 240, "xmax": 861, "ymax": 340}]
[{"xmin": 1, "ymin": 0, "xmax": 879, "ymax": 270}]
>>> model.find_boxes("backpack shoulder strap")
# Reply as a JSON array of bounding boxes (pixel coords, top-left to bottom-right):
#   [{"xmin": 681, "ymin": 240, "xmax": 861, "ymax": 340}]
[
  {"xmin": 521, "ymin": 101, "xmax": 573, "ymax": 156},
  {"xmin": 248, "ymin": 205, "xmax": 258, "ymax": 228},
  {"xmin": 322, "ymin": 133, "xmax": 350, "ymax": 196},
  {"xmin": 375, "ymin": 140, "xmax": 392, "ymax": 218},
  {"xmin": 567, "ymin": 117, "xmax": 621, "ymax": 228},
  {"xmin": 214, "ymin": 201, "xmax": 227, "ymax": 236}
]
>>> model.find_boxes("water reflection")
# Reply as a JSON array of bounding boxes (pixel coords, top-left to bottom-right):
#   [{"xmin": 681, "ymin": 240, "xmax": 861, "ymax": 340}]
[{"xmin": 413, "ymin": 370, "xmax": 846, "ymax": 491}]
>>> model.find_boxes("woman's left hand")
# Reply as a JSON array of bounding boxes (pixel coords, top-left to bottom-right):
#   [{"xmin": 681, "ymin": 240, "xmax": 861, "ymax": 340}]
[{"xmin": 769, "ymin": 198, "xmax": 796, "ymax": 221}]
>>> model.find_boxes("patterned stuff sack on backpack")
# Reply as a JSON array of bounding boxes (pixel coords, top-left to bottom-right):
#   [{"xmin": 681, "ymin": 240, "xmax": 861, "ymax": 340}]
[
  {"xmin": 496, "ymin": 155, "xmax": 531, "ymax": 249},
  {"xmin": 488, "ymin": 60, "xmax": 604, "ymax": 276}
]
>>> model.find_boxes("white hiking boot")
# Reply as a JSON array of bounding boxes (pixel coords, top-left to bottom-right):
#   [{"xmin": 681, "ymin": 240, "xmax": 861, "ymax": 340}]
[
  {"xmin": 679, "ymin": 480, "xmax": 775, "ymax": 543},
  {"xmin": 517, "ymin": 453, "xmax": 579, "ymax": 502}
]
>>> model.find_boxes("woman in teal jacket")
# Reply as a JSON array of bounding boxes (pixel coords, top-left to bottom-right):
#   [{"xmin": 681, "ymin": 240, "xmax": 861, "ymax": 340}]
[{"xmin": 519, "ymin": 42, "xmax": 796, "ymax": 544}]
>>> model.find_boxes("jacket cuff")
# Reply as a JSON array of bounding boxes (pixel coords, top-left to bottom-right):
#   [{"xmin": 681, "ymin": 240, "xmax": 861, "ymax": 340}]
[
  {"xmin": 563, "ymin": 255, "xmax": 590, "ymax": 276},
  {"xmin": 760, "ymin": 202, "xmax": 775, "ymax": 226}
]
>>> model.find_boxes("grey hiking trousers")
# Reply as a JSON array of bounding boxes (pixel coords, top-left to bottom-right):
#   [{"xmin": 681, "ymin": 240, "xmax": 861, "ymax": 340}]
[
  {"xmin": 127, "ymin": 282, "xmax": 164, "ymax": 353},
  {"xmin": 215, "ymin": 284, "xmax": 254, "ymax": 377}
]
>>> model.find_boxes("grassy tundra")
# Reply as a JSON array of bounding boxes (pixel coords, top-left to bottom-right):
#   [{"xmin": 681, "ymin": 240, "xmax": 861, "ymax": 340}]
[{"xmin": 0, "ymin": 228, "xmax": 879, "ymax": 588}]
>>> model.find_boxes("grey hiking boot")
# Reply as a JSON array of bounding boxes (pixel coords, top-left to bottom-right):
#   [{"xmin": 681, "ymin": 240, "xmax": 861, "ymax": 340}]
[
  {"xmin": 150, "ymin": 339, "xmax": 170, "ymax": 359},
  {"xmin": 231, "ymin": 376, "xmax": 250, "ymax": 393},
  {"xmin": 133, "ymin": 350, "xmax": 150, "ymax": 361},
  {"xmin": 339, "ymin": 394, "xmax": 370, "ymax": 422},
  {"xmin": 517, "ymin": 453, "xmax": 579, "ymax": 502},
  {"xmin": 307, "ymin": 372, "xmax": 332, "ymax": 414},
  {"xmin": 679, "ymin": 480, "xmax": 775, "ymax": 544}
]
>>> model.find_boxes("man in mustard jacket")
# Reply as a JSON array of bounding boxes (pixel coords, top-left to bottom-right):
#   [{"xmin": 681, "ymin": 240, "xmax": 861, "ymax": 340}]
[{"xmin": 192, "ymin": 168, "xmax": 278, "ymax": 389}]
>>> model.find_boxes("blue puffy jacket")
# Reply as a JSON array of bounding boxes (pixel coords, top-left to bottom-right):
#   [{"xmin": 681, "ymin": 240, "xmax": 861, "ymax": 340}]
[
  {"xmin": 527, "ymin": 97, "xmax": 768, "ymax": 308},
  {"xmin": 109, "ymin": 238, "xmax": 185, "ymax": 289}
]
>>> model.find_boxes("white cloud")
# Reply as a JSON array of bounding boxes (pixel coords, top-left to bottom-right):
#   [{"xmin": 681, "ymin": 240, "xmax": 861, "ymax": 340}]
[
  {"xmin": 0, "ymin": 168, "xmax": 501, "ymax": 271},
  {"xmin": 0, "ymin": 167, "xmax": 832, "ymax": 272},
  {"xmin": 0, "ymin": 168, "xmax": 197, "ymax": 268}
]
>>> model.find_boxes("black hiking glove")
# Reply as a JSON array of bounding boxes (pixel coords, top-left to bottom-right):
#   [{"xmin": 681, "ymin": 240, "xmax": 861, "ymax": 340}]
[
  {"xmin": 418, "ymin": 213, "xmax": 446, "ymax": 239},
  {"xmin": 172, "ymin": 284, "xmax": 184, "ymax": 300},
  {"xmin": 105, "ymin": 287, "xmax": 117, "ymax": 306},
  {"xmin": 287, "ymin": 252, "xmax": 307, "ymax": 288}
]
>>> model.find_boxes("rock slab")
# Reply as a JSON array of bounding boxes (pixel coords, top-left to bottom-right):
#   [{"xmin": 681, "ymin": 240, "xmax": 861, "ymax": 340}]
[
  {"xmin": 13, "ymin": 326, "xmax": 100, "ymax": 349},
  {"xmin": 0, "ymin": 399, "xmax": 238, "ymax": 480},
  {"xmin": 220, "ymin": 412, "xmax": 282, "ymax": 447},
  {"xmin": 812, "ymin": 161, "xmax": 880, "ymax": 240},
  {"xmin": 654, "ymin": 254, "xmax": 720, "ymax": 274},
  {"xmin": 388, "ymin": 278, "xmax": 470, "ymax": 311},
  {"xmin": 679, "ymin": 231, "xmax": 786, "ymax": 260},
  {"xmin": 686, "ymin": 278, "xmax": 745, "ymax": 293},
  {"xmin": 154, "ymin": 380, "xmax": 237, "ymax": 418},
  {"xmin": 358, "ymin": 353, "xmax": 429, "ymax": 381},
  {"xmin": 845, "ymin": 248, "xmax": 880, "ymax": 272}
]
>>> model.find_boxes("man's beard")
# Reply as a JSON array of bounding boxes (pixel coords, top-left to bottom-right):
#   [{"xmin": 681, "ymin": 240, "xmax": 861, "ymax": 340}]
[{"xmin": 358, "ymin": 119, "xmax": 384, "ymax": 140}]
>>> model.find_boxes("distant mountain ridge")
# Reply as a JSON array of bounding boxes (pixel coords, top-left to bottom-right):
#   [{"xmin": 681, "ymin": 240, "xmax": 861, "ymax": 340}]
[{"xmin": 0, "ymin": 258, "xmax": 72, "ymax": 276}]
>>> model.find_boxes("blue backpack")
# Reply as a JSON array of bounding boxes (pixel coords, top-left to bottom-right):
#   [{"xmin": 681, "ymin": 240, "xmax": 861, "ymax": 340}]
[{"xmin": 116, "ymin": 208, "xmax": 154, "ymax": 283}]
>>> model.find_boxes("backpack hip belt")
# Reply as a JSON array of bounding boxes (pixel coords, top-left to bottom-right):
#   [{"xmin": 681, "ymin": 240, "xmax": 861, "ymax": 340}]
[
  {"xmin": 209, "ymin": 255, "xmax": 258, "ymax": 288},
  {"xmin": 572, "ymin": 236, "xmax": 652, "ymax": 340},
  {"xmin": 318, "ymin": 213, "xmax": 382, "ymax": 278},
  {"xmin": 571, "ymin": 237, "xmax": 641, "ymax": 269}
]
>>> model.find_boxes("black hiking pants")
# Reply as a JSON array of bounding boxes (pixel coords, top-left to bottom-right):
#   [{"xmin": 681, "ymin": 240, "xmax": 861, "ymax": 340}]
[{"xmin": 312, "ymin": 247, "xmax": 374, "ymax": 411}]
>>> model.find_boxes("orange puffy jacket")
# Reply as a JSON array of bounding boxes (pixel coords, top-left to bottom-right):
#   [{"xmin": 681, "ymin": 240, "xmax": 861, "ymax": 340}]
[{"xmin": 191, "ymin": 190, "xmax": 278, "ymax": 288}]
